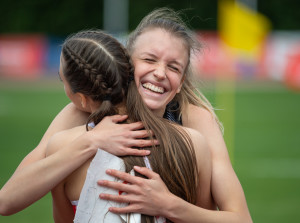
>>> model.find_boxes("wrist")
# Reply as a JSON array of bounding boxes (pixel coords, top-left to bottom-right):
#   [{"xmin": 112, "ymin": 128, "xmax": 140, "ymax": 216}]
[
  {"xmin": 162, "ymin": 194, "xmax": 191, "ymax": 223},
  {"xmin": 70, "ymin": 131, "xmax": 98, "ymax": 156},
  {"xmin": 161, "ymin": 193, "xmax": 181, "ymax": 220},
  {"xmin": 84, "ymin": 131, "xmax": 100, "ymax": 153}
]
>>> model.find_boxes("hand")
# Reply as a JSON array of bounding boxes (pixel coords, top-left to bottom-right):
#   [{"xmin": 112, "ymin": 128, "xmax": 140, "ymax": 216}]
[
  {"xmin": 90, "ymin": 115, "xmax": 158, "ymax": 156},
  {"xmin": 98, "ymin": 166, "xmax": 174, "ymax": 217}
]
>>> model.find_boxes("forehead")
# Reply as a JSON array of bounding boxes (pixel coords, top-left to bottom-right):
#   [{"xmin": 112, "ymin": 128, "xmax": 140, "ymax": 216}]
[
  {"xmin": 133, "ymin": 28, "xmax": 188, "ymax": 61},
  {"xmin": 137, "ymin": 27, "xmax": 187, "ymax": 46}
]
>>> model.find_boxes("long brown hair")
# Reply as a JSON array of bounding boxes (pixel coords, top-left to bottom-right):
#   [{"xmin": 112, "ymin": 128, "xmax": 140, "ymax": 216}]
[
  {"xmin": 127, "ymin": 7, "xmax": 223, "ymax": 132},
  {"xmin": 62, "ymin": 30, "xmax": 198, "ymax": 223}
]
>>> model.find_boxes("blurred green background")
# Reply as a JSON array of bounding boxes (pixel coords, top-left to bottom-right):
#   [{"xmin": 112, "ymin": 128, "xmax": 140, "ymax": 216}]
[
  {"xmin": 0, "ymin": 80, "xmax": 299, "ymax": 222},
  {"xmin": 1, "ymin": 0, "xmax": 300, "ymax": 222}
]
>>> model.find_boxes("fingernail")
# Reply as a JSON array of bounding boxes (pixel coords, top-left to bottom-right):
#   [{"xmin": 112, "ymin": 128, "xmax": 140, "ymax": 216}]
[
  {"xmin": 106, "ymin": 169, "xmax": 111, "ymax": 174},
  {"xmin": 145, "ymin": 150, "xmax": 151, "ymax": 155},
  {"xmin": 134, "ymin": 166, "xmax": 141, "ymax": 170},
  {"xmin": 98, "ymin": 180, "xmax": 104, "ymax": 185}
]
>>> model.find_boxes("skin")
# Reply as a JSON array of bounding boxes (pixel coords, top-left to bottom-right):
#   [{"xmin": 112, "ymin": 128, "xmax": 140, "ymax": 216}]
[
  {"xmin": 0, "ymin": 62, "xmax": 153, "ymax": 216},
  {"xmin": 48, "ymin": 127, "xmax": 213, "ymax": 223},
  {"xmin": 132, "ymin": 28, "xmax": 187, "ymax": 116},
  {"xmin": 98, "ymin": 28, "xmax": 253, "ymax": 223},
  {"xmin": 47, "ymin": 56, "xmax": 213, "ymax": 222},
  {"xmin": 0, "ymin": 27, "xmax": 252, "ymax": 223}
]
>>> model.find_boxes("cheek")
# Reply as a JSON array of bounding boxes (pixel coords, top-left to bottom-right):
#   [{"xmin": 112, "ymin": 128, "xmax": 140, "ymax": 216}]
[
  {"xmin": 134, "ymin": 63, "xmax": 148, "ymax": 83},
  {"xmin": 169, "ymin": 74, "xmax": 183, "ymax": 90}
]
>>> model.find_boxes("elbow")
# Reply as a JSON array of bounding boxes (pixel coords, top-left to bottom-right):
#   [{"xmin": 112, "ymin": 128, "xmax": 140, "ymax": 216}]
[
  {"xmin": 0, "ymin": 205, "xmax": 12, "ymax": 216},
  {"xmin": 239, "ymin": 213, "xmax": 253, "ymax": 223},
  {"xmin": 0, "ymin": 196, "xmax": 16, "ymax": 216},
  {"xmin": 247, "ymin": 216, "xmax": 253, "ymax": 223}
]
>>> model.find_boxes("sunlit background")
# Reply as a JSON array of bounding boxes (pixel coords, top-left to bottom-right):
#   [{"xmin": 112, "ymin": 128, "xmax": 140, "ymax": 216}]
[{"xmin": 1, "ymin": 0, "xmax": 299, "ymax": 222}]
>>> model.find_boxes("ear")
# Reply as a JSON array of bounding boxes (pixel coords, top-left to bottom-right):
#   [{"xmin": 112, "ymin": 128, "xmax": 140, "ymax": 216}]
[
  {"xmin": 76, "ymin": 92, "xmax": 88, "ymax": 108},
  {"xmin": 177, "ymin": 75, "xmax": 185, "ymax": 93},
  {"xmin": 176, "ymin": 83, "xmax": 182, "ymax": 93}
]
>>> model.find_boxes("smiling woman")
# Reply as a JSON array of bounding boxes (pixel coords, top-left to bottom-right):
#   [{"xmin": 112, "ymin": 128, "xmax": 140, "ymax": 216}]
[
  {"xmin": 132, "ymin": 28, "xmax": 188, "ymax": 116},
  {"xmin": 0, "ymin": 7, "xmax": 252, "ymax": 223}
]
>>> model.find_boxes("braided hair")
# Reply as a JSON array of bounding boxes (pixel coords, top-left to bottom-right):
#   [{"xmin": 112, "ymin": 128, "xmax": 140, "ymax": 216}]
[
  {"xmin": 62, "ymin": 29, "xmax": 199, "ymax": 223},
  {"xmin": 62, "ymin": 30, "xmax": 134, "ymax": 127}
]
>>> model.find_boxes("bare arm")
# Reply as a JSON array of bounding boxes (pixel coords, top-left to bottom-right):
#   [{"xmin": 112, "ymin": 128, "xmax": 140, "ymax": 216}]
[
  {"xmin": 97, "ymin": 128, "xmax": 216, "ymax": 222},
  {"xmin": 95, "ymin": 105, "xmax": 252, "ymax": 223},
  {"xmin": 46, "ymin": 128, "xmax": 80, "ymax": 223},
  {"xmin": 51, "ymin": 181, "xmax": 75, "ymax": 223},
  {"xmin": 182, "ymin": 104, "xmax": 252, "ymax": 222},
  {"xmin": 0, "ymin": 102, "xmax": 154, "ymax": 216},
  {"xmin": 0, "ymin": 103, "xmax": 90, "ymax": 215}
]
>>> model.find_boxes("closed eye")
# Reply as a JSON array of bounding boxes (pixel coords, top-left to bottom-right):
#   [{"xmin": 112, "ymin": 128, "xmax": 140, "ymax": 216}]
[
  {"xmin": 168, "ymin": 65, "xmax": 180, "ymax": 73},
  {"xmin": 144, "ymin": 58, "xmax": 155, "ymax": 63}
]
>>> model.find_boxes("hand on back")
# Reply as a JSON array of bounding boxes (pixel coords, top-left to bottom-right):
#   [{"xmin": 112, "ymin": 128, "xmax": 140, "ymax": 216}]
[{"xmin": 90, "ymin": 115, "xmax": 158, "ymax": 156}]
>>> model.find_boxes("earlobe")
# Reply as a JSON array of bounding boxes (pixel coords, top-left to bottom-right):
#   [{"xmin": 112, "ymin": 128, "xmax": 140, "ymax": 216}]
[
  {"xmin": 177, "ymin": 74, "xmax": 185, "ymax": 93},
  {"xmin": 77, "ymin": 93, "xmax": 87, "ymax": 108}
]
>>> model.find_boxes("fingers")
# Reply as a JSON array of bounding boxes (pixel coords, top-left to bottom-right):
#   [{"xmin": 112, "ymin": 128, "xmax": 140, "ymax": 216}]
[
  {"xmin": 98, "ymin": 180, "xmax": 135, "ymax": 195},
  {"xmin": 99, "ymin": 193, "xmax": 131, "ymax": 204},
  {"xmin": 128, "ymin": 139, "xmax": 159, "ymax": 148},
  {"xmin": 126, "ymin": 122, "xmax": 144, "ymax": 131},
  {"xmin": 133, "ymin": 166, "xmax": 159, "ymax": 180},
  {"xmin": 103, "ymin": 169, "xmax": 142, "ymax": 185},
  {"xmin": 107, "ymin": 115, "xmax": 128, "ymax": 123},
  {"xmin": 108, "ymin": 205, "xmax": 137, "ymax": 214},
  {"xmin": 123, "ymin": 148, "xmax": 151, "ymax": 156},
  {"xmin": 131, "ymin": 129, "xmax": 149, "ymax": 139}
]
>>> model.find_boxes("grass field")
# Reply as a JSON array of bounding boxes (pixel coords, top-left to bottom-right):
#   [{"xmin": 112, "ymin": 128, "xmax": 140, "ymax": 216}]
[{"xmin": 0, "ymin": 79, "xmax": 299, "ymax": 223}]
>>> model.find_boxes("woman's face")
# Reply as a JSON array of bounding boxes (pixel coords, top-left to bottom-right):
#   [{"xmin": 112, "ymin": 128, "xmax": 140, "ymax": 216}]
[{"xmin": 131, "ymin": 28, "xmax": 189, "ymax": 117}]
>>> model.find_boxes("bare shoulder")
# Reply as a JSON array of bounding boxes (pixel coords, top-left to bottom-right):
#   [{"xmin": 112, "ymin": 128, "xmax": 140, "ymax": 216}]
[
  {"xmin": 46, "ymin": 125, "xmax": 86, "ymax": 157},
  {"xmin": 52, "ymin": 103, "xmax": 89, "ymax": 129},
  {"xmin": 182, "ymin": 104, "xmax": 227, "ymax": 157},
  {"xmin": 38, "ymin": 103, "xmax": 89, "ymax": 151},
  {"xmin": 182, "ymin": 127, "xmax": 211, "ymax": 165},
  {"xmin": 182, "ymin": 104, "xmax": 220, "ymax": 131}
]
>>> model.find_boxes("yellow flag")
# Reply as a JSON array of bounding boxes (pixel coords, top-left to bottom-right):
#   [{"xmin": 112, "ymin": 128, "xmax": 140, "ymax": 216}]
[{"xmin": 218, "ymin": 0, "xmax": 270, "ymax": 54}]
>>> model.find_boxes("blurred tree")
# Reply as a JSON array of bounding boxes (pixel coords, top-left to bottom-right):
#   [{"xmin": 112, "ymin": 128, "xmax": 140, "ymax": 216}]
[
  {"xmin": 128, "ymin": 0, "xmax": 218, "ymax": 31},
  {"xmin": 0, "ymin": 0, "xmax": 102, "ymax": 35},
  {"xmin": 258, "ymin": 0, "xmax": 300, "ymax": 30},
  {"xmin": 0, "ymin": 0, "xmax": 298, "ymax": 35}
]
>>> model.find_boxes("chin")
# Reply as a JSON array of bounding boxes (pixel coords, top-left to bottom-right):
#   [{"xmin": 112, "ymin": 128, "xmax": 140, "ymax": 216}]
[{"xmin": 144, "ymin": 101, "xmax": 166, "ymax": 116}]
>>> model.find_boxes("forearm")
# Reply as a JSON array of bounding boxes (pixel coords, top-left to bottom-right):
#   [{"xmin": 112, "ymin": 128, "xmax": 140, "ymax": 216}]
[
  {"xmin": 0, "ymin": 133, "xmax": 95, "ymax": 216},
  {"xmin": 164, "ymin": 195, "xmax": 252, "ymax": 223}
]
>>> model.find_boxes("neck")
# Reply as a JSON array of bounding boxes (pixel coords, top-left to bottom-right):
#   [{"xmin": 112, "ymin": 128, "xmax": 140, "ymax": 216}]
[{"xmin": 151, "ymin": 106, "xmax": 166, "ymax": 118}]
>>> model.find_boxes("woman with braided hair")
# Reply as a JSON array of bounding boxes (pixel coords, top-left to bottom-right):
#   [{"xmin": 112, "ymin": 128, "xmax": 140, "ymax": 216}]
[
  {"xmin": 45, "ymin": 29, "xmax": 213, "ymax": 222},
  {"xmin": 0, "ymin": 7, "xmax": 252, "ymax": 223}
]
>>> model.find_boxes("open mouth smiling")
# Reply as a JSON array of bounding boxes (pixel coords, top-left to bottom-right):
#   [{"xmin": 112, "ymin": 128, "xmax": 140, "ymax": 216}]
[{"xmin": 142, "ymin": 82, "xmax": 165, "ymax": 94}]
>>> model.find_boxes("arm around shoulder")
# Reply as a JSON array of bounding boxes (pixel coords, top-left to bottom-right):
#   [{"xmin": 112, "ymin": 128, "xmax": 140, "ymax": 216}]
[
  {"xmin": 0, "ymin": 103, "xmax": 88, "ymax": 216},
  {"xmin": 182, "ymin": 104, "xmax": 252, "ymax": 223}
]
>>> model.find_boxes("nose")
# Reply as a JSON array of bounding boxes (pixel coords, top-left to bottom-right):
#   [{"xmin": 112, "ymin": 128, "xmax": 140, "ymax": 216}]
[{"xmin": 153, "ymin": 64, "xmax": 166, "ymax": 80}]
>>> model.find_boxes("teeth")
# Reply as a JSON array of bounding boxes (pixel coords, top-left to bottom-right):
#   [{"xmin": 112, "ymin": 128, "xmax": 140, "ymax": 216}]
[{"xmin": 142, "ymin": 83, "xmax": 164, "ymax": 94}]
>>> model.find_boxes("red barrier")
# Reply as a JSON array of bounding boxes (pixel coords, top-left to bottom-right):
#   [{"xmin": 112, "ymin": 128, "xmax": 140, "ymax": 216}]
[
  {"xmin": 285, "ymin": 48, "xmax": 300, "ymax": 91},
  {"xmin": 0, "ymin": 35, "xmax": 46, "ymax": 79}
]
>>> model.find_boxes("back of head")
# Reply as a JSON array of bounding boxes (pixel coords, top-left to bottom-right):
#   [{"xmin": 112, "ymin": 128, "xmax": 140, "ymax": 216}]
[
  {"xmin": 62, "ymin": 29, "xmax": 200, "ymax": 223},
  {"xmin": 61, "ymin": 30, "xmax": 133, "ymax": 125}
]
